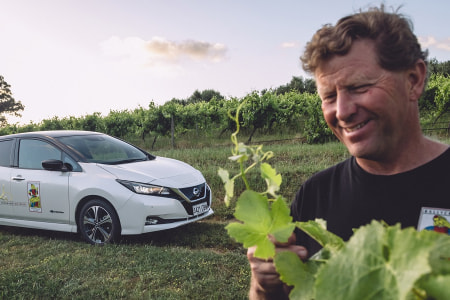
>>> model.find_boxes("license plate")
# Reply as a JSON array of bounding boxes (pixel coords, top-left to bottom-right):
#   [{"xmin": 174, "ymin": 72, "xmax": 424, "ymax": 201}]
[{"xmin": 193, "ymin": 202, "xmax": 209, "ymax": 215}]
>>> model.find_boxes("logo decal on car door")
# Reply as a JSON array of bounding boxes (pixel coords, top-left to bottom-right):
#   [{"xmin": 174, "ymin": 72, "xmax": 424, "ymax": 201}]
[{"xmin": 27, "ymin": 182, "xmax": 42, "ymax": 213}]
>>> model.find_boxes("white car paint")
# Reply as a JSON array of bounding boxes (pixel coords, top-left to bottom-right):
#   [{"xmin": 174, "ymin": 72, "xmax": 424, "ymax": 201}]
[{"xmin": 0, "ymin": 131, "xmax": 213, "ymax": 244}]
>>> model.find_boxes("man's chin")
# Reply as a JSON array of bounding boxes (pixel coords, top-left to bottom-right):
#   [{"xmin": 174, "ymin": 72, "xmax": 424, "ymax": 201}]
[{"xmin": 345, "ymin": 143, "xmax": 375, "ymax": 159}]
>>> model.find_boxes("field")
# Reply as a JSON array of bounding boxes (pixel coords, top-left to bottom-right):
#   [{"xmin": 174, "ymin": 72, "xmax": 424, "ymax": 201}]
[{"xmin": 1, "ymin": 132, "xmax": 447, "ymax": 299}]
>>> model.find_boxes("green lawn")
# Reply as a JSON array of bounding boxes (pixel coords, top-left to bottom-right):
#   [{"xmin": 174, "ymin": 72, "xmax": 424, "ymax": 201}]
[{"xmin": 0, "ymin": 221, "xmax": 249, "ymax": 299}]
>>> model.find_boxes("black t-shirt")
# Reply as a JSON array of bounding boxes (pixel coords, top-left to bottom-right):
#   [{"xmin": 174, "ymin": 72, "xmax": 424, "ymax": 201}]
[{"xmin": 291, "ymin": 147, "xmax": 450, "ymax": 256}]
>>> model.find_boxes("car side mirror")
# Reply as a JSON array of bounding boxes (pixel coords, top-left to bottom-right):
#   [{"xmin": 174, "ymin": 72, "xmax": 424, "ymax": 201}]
[{"xmin": 42, "ymin": 159, "xmax": 73, "ymax": 172}]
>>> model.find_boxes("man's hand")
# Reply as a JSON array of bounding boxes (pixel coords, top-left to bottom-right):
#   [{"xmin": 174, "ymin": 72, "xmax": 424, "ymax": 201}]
[{"xmin": 247, "ymin": 233, "xmax": 308, "ymax": 300}]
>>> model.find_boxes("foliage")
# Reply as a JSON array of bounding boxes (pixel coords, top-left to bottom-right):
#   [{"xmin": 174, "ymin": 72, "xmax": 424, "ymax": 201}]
[
  {"xmin": 275, "ymin": 220, "xmax": 450, "ymax": 300},
  {"xmin": 226, "ymin": 190, "xmax": 295, "ymax": 259},
  {"xmin": 168, "ymin": 89, "xmax": 225, "ymax": 105},
  {"xmin": 220, "ymin": 106, "xmax": 450, "ymax": 299},
  {"xmin": 240, "ymin": 92, "xmax": 281, "ymax": 142},
  {"xmin": 428, "ymin": 58, "xmax": 450, "ymax": 76},
  {"xmin": 426, "ymin": 74, "xmax": 450, "ymax": 124},
  {"xmin": 301, "ymin": 93, "xmax": 335, "ymax": 143},
  {"xmin": 1, "ymin": 68, "xmax": 449, "ymax": 145},
  {"xmin": 268, "ymin": 76, "xmax": 317, "ymax": 95},
  {"xmin": 0, "ymin": 75, "xmax": 25, "ymax": 125},
  {"xmin": 103, "ymin": 109, "xmax": 135, "ymax": 139},
  {"xmin": 79, "ymin": 112, "xmax": 105, "ymax": 132}
]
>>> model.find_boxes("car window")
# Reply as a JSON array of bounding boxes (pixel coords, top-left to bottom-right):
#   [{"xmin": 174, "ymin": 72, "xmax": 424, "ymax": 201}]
[
  {"xmin": 18, "ymin": 139, "xmax": 62, "ymax": 170},
  {"xmin": 57, "ymin": 134, "xmax": 148, "ymax": 164},
  {"xmin": 62, "ymin": 153, "xmax": 82, "ymax": 172},
  {"xmin": 0, "ymin": 139, "xmax": 14, "ymax": 167}
]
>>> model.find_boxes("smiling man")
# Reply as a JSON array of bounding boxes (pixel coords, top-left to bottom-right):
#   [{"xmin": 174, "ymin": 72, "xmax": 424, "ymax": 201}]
[{"xmin": 247, "ymin": 5, "xmax": 450, "ymax": 299}]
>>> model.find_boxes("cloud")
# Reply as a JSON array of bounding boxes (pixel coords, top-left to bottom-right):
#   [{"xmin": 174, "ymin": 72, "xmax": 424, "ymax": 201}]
[
  {"xmin": 419, "ymin": 36, "xmax": 450, "ymax": 52},
  {"xmin": 101, "ymin": 36, "xmax": 228, "ymax": 67},
  {"xmin": 281, "ymin": 42, "xmax": 297, "ymax": 48}
]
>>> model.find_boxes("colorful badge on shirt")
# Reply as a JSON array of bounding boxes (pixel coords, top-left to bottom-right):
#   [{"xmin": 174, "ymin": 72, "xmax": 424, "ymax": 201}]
[{"xmin": 417, "ymin": 207, "xmax": 450, "ymax": 235}]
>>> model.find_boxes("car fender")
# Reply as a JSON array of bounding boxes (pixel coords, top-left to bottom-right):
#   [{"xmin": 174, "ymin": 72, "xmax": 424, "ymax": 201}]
[{"xmin": 68, "ymin": 164, "xmax": 134, "ymax": 222}]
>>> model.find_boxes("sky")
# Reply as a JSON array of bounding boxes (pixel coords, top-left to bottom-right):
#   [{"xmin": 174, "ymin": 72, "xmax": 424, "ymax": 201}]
[{"xmin": 1, "ymin": 0, "xmax": 449, "ymax": 125}]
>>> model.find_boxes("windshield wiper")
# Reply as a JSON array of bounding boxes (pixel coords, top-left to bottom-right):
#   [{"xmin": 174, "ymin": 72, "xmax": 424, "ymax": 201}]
[
  {"xmin": 97, "ymin": 157, "xmax": 148, "ymax": 165},
  {"xmin": 114, "ymin": 157, "xmax": 148, "ymax": 165}
]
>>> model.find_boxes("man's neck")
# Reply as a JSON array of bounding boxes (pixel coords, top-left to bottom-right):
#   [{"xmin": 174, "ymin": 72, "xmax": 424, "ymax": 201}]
[{"xmin": 355, "ymin": 137, "xmax": 449, "ymax": 175}]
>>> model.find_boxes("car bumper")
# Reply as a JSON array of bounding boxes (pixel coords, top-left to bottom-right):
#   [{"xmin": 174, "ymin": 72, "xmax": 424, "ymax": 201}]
[
  {"xmin": 141, "ymin": 207, "xmax": 214, "ymax": 233},
  {"xmin": 118, "ymin": 186, "xmax": 213, "ymax": 235}
]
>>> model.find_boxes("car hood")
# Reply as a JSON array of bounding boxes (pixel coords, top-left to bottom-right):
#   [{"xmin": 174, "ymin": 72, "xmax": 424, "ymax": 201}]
[{"xmin": 97, "ymin": 156, "xmax": 205, "ymax": 188}]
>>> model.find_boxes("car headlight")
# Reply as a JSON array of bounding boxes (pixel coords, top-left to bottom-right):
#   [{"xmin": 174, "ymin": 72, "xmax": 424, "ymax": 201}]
[{"xmin": 117, "ymin": 180, "xmax": 177, "ymax": 198}]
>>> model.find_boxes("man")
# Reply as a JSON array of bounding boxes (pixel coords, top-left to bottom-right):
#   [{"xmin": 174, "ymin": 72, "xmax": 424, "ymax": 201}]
[{"xmin": 247, "ymin": 6, "xmax": 450, "ymax": 299}]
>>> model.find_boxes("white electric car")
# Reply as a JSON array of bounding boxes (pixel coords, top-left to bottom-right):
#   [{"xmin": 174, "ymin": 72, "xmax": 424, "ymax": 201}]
[{"xmin": 0, "ymin": 130, "xmax": 213, "ymax": 244}]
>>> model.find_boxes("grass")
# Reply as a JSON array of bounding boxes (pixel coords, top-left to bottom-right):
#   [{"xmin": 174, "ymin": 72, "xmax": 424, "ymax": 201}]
[
  {"xmin": 153, "ymin": 140, "xmax": 349, "ymax": 215},
  {"xmin": 1, "ymin": 132, "xmax": 447, "ymax": 299},
  {"xmin": 0, "ymin": 222, "xmax": 248, "ymax": 299}
]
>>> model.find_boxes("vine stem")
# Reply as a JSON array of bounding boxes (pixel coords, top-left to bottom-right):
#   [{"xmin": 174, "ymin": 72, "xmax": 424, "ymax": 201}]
[{"xmin": 411, "ymin": 287, "xmax": 426, "ymax": 299}]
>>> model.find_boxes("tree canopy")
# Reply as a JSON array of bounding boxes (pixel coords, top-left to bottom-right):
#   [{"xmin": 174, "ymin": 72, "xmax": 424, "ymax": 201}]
[
  {"xmin": 0, "ymin": 76, "xmax": 25, "ymax": 125},
  {"xmin": 428, "ymin": 58, "xmax": 450, "ymax": 76}
]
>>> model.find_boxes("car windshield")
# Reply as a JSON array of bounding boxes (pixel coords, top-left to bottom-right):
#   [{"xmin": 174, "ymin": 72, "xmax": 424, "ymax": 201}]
[{"xmin": 57, "ymin": 134, "xmax": 148, "ymax": 164}]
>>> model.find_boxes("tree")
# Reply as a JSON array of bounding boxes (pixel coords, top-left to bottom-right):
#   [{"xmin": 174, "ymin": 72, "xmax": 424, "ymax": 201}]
[
  {"xmin": 428, "ymin": 58, "xmax": 450, "ymax": 76},
  {"xmin": 104, "ymin": 109, "xmax": 136, "ymax": 138},
  {"xmin": 167, "ymin": 89, "xmax": 225, "ymax": 106},
  {"xmin": 186, "ymin": 89, "xmax": 224, "ymax": 104},
  {"xmin": 241, "ymin": 91, "xmax": 281, "ymax": 143},
  {"xmin": 0, "ymin": 76, "xmax": 25, "ymax": 125},
  {"xmin": 302, "ymin": 93, "xmax": 335, "ymax": 143},
  {"xmin": 79, "ymin": 112, "xmax": 105, "ymax": 132},
  {"xmin": 273, "ymin": 76, "xmax": 317, "ymax": 95},
  {"xmin": 427, "ymin": 74, "xmax": 450, "ymax": 126},
  {"xmin": 160, "ymin": 102, "xmax": 179, "ymax": 149}
]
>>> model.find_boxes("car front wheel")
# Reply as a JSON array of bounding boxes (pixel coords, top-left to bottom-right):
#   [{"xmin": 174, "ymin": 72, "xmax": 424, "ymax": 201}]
[{"xmin": 78, "ymin": 199, "xmax": 120, "ymax": 245}]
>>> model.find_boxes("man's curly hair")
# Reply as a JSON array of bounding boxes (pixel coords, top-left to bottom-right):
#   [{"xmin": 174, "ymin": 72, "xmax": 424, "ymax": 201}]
[{"xmin": 300, "ymin": 5, "xmax": 428, "ymax": 74}]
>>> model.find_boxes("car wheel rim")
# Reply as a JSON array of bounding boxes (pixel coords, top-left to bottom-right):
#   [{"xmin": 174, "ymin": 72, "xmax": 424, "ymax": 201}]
[{"xmin": 83, "ymin": 205, "xmax": 113, "ymax": 244}]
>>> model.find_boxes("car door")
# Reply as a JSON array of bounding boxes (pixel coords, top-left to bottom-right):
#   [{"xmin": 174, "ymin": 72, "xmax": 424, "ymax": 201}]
[
  {"xmin": 10, "ymin": 138, "xmax": 70, "ymax": 223},
  {"xmin": 0, "ymin": 139, "xmax": 15, "ymax": 218}
]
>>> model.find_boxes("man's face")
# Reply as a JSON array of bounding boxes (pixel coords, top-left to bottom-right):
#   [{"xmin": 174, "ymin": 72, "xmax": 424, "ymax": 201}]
[{"xmin": 315, "ymin": 39, "xmax": 416, "ymax": 162}]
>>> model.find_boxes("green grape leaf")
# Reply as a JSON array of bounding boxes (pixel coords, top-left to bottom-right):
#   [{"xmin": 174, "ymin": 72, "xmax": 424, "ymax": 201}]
[
  {"xmin": 228, "ymin": 154, "xmax": 246, "ymax": 162},
  {"xmin": 260, "ymin": 162, "xmax": 282, "ymax": 197},
  {"xmin": 270, "ymin": 196, "xmax": 296, "ymax": 243},
  {"xmin": 414, "ymin": 234, "xmax": 450, "ymax": 299},
  {"xmin": 274, "ymin": 251, "xmax": 322, "ymax": 300},
  {"xmin": 229, "ymin": 142, "xmax": 249, "ymax": 163},
  {"xmin": 226, "ymin": 222, "xmax": 276, "ymax": 259},
  {"xmin": 217, "ymin": 168, "xmax": 234, "ymax": 207},
  {"xmin": 226, "ymin": 190, "xmax": 295, "ymax": 259},
  {"xmin": 416, "ymin": 274, "xmax": 450, "ymax": 300},
  {"xmin": 296, "ymin": 219, "xmax": 344, "ymax": 255},
  {"xmin": 314, "ymin": 221, "xmax": 441, "ymax": 300},
  {"xmin": 427, "ymin": 234, "xmax": 450, "ymax": 275}
]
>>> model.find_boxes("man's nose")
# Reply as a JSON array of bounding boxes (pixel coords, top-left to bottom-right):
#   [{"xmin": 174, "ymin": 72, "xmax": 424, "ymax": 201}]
[{"xmin": 336, "ymin": 92, "xmax": 357, "ymax": 121}]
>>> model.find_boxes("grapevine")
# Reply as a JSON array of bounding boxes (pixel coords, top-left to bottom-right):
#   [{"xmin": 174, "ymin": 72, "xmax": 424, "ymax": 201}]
[{"xmin": 219, "ymin": 101, "xmax": 450, "ymax": 300}]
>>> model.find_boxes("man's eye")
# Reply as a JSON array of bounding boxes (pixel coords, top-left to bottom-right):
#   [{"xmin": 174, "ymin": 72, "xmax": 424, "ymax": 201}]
[
  {"xmin": 322, "ymin": 94, "xmax": 336, "ymax": 102},
  {"xmin": 352, "ymin": 84, "xmax": 372, "ymax": 93}
]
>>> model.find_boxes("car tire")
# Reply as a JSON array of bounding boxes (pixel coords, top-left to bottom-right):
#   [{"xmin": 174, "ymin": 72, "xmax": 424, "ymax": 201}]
[{"xmin": 78, "ymin": 199, "xmax": 120, "ymax": 245}]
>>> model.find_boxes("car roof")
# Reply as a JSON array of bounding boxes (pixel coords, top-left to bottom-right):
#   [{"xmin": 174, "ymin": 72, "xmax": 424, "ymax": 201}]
[{"xmin": 0, "ymin": 130, "xmax": 104, "ymax": 140}]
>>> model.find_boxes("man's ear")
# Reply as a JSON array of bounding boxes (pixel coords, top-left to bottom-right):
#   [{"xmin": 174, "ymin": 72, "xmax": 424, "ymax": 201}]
[{"xmin": 407, "ymin": 59, "xmax": 427, "ymax": 102}]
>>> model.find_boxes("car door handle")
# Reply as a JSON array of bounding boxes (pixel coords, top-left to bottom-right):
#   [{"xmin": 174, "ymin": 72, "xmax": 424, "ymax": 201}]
[{"xmin": 12, "ymin": 176, "xmax": 26, "ymax": 181}]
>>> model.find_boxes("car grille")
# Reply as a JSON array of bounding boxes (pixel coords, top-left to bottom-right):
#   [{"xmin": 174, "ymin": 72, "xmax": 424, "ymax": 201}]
[
  {"xmin": 177, "ymin": 183, "xmax": 211, "ymax": 215},
  {"xmin": 179, "ymin": 183, "xmax": 207, "ymax": 201},
  {"xmin": 145, "ymin": 183, "xmax": 212, "ymax": 225}
]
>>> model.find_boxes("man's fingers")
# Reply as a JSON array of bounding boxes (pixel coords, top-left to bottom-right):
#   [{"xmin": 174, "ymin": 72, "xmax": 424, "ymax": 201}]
[
  {"xmin": 274, "ymin": 245, "xmax": 308, "ymax": 261},
  {"xmin": 268, "ymin": 232, "xmax": 297, "ymax": 246},
  {"xmin": 248, "ymin": 244, "xmax": 308, "ymax": 263}
]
